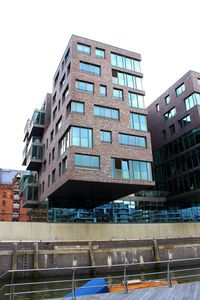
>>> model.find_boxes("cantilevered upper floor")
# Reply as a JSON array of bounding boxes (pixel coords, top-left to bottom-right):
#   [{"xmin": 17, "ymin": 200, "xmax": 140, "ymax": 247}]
[{"xmin": 21, "ymin": 35, "xmax": 155, "ymax": 208}]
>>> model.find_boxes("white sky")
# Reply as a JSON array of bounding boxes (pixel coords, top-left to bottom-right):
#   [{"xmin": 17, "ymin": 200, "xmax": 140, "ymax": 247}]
[{"xmin": 0, "ymin": 0, "xmax": 200, "ymax": 170}]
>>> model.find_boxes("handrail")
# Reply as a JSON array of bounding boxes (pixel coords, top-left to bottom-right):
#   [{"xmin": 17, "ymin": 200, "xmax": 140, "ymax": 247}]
[
  {"xmin": 1, "ymin": 257, "xmax": 200, "ymax": 299},
  {"xmin": 1, "ymin": 256, "xmax": 200, "ymax": 276}
]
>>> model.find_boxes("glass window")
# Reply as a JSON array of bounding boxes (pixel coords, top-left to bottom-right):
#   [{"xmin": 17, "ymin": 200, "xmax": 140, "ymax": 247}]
[
  {"xmin": 156, "ymin": 104, "xmax": 160, "ymax": 112},
  {"xmin": 99, "ymin": 85, "xmax": 107, "ymax": 96},
  {"xmin": 95, "ymin": 48, "xmax": 105, "ymax": 58},
  {"xmin": 75, "ymin": 154, "xmax": 100, "ymax": 169},
  {"xmin": 71, "ymin": 126, "xmax": 93, "ymax": 148},
  {"xmin": 111, "ymin": 53, "xmax": 141, "ymax": 72},
  {"xmin": 62, "ymin": 157, "xmax": 67, "ymax": 173},
  {"xmin": 130, "ymin": 113, "xmax": 147, "ymax": 131},
  {"xmin": 56, "ymin": 117, "xmax": 62, "ymax": 133},
  {"xmin": 176, "ymin": 83, "xmax": 185, "ymax": 96},
  {"xmin": 119, "ymin": 133, "xmax": 146, "ymax": 148},
  {"xmin": 179, "ymin": 115, "xmax": 191, "ymax": 127},
  {"xmin": 128, "ymin": 92, "xmax": 145, "ymax": 109},
  {"xmin": 165, "ymin": 95, "xmax": 170, "ymax": 105},
  {"xmin": 185, "ymin": 92, "xmax": 200, "ymax": 111},
  {"xmin": 112, "ymin": 70, "xmax": 143, "ymax": 90},
  {"xmin": 77, "ymin": 43, "xmax": 91, "ymax": 55},
  {"xmin": 94, "ymin": 105, "xmax": 119, "ymax": 120},
  {"xmin": 80, "ymin": 62, "xmax": 101, "ymax": 76},
  {"xmin": 113, "ymin": 88, "xmax": 123, "ymax": 100},
  {"xmin": 67, "ymin": 101, "xmax": 84, "ymax": 114},
  {"xmin": 76, "ymin": 80, "xmax": 94, "ymax": 94},
  {"xmin": 100, "ymin": 130, "xmax": 112, "ymax": 143},
  {"xmin": 111, "ymin": 158, "xmax": 152, "ymax": 181},
  {"xmin": 164, "ymin": 107, "xmax": 176, "ymax": 120}
]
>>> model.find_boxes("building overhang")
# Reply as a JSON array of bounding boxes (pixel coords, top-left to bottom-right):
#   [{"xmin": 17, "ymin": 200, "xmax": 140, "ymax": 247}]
[{"xmin": 48, "ymin": 179, "xmax": 155, "ymax": 208}]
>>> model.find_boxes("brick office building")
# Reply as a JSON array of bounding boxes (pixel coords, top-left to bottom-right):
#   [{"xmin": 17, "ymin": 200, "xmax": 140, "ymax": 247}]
[
  {"xmin": 0, "ymin": 169, "xmax": 30, "ymax": 221},
  {"xmin": 148, "ymin": 70, "xmax": 200, "ymax": 209},
  {"xmin": 22, "ymin": 35, "xmax": 154, "ymax": 209}
]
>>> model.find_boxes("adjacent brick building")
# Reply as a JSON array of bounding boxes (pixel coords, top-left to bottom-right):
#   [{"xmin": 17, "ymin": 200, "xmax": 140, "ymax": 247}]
[
  {"xmin": 0, "ymin": 169, "xmax": 30, "ymax": 221},
  {"xmin": 22, "ymin": 35, "xmax": 154, "ymax": 209},
  {"xmin": 148, "ymin": 70, "xmax": 200, "ymax": 208}
]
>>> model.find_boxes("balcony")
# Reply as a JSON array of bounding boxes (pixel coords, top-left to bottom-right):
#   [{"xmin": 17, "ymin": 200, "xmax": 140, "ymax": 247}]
[
  {"xmin": 29, "ymin": 110, "xmax": 45, "ymax": 139},
  {"xmin": 26, "ymin": 138, "xmax": 43, "ymax": 171},
  {"xmin": 20, "ymin": 174, "xmax": 39, "ymax": 208},
  {"xmin": 23, "ymin": 137, "xmax": 42, "ymax": 168},
  {"xmin": 23, "ymin": 119, "xmax": 30, "ymax": 142},
  {"xmin": 13, "ymin": 212, "xmax": 19, "ymax": 219},
  {"xmin": 13, "ymin": 203, "xmax": 20, "ymax": 210},
  {"xmin": 13, "ymin": 194, "xmax": 20, "ymax": 201}
]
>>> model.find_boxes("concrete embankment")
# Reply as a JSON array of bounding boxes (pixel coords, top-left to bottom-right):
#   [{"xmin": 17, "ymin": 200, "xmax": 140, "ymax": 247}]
[{"xmin": 0, "ymin": 222, "xmax": 199, "ymax": 277}]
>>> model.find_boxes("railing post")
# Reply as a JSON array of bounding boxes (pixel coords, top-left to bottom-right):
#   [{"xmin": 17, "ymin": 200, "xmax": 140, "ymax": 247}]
[
  {"xmin": 123, "ymin": 264, "xmax": 128, "ymax": 293},
  {"xmin": 72, "ymin": 267, "xmax": 76, "ymax": 300},
  {"xmin": 167, "ymin": 261, "xmax": 172, "ymax": 288}
]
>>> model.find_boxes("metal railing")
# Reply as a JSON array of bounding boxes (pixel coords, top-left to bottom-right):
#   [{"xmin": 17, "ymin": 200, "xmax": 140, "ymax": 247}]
[{"xmin": 0, "ymin": 257, "xmax": 200, "ymax": 299}]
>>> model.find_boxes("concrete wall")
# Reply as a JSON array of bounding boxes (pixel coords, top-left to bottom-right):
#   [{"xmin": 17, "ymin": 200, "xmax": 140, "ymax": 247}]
[{"xmin": 0, "ymin": 222, "xmax": 199, "ymax": 241}]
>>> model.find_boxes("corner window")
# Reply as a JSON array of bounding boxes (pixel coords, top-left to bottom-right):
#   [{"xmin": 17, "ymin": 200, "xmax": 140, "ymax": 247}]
[
  {"xmin": 156, "ymin": 104, "xmax": 160, "ymax": 112},
  {"xmin": 176, "ymin": 83, "xmax": 185, "ymax": 96},
  {"xmin": 100, "ymin": 130, "xmax": 112, "ymax": 143},
  {"xmin": 67, "ymin": 101, "xmax": 84, "ymax": 115},
  {"xmin": 77, "ymin": 43, "xmax": 91, "ymax": 55},
  {"xmin": 95, "ymin": 48, "xmax": 105, "ymax": 58},
  {"xmin": 184, "ymin": 93, "xmax": 200, "ymax": 111}
]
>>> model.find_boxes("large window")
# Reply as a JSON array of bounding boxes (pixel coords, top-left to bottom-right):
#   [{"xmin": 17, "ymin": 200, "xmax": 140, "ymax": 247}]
[
  {"xmin": 67, "ymin": 101, "xmax": 84, "ymax": 115},
  {"xmin": 112, "ymin": 70, "xmax": 143, "ymax": 90},
  {"xmin": 111, "ymin": 158, "xmax": 152, "ymax": 181},
  {"xmin": 184, "ymin": 93, "xmax": 200, "ymax": 111},
  {"xmin": 176, "ymin": 83, "xmax": 185, "ymax": 96},
  {"xmin": 111, "ymin": 53, "xmax": 141, "ymax": 72},
  {"xmin": 77, "ymin": 43, "xmax": 91, "ymax": 55},
  {"xmin": 119, "ymin": 133, "xmax": 146, "ymax": 148},
  {"xmin": 58, "ymin": 126, "xmax": 92, "ymax": 156},
  {"xmin": 100, "ymin": 130, "xmax": 112, "ymax": 143},
  {"xmin": 94, "ymin": 105, "xmax": 119, "ymax": 120},
  {"xmin": 130, "ymin": 113, "xmax": 147, "ymax": 131},
  {"xmin": 80, "ymin": 62, "xmax": 101, "ymax": 76},
  {"xmin": 128, "ymin": 92, "xmax": 144, "ymax": 109},
  {"xmin": 70, "ymin": 126, "xmax": 92, "ymax": 148},
  {"xmin": 164, "ymin": 107, "xmax": 176, "ymax": 120},
  {"xmin": 75, "ymin": 154, "xmax": 100, "ymax": 169},
  {"xmin": 113, "ymin": 88, "xmax": 123, "ymax": 100},
  {"xmin": 76, "ymin": 80, "xmax": 94, "ymax": 93}
]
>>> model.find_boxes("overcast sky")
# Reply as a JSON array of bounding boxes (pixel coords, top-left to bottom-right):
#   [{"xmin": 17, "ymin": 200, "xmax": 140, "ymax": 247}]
[{"xmin": 0, "ymin": 0, "xmax": 200, "ymax": 170}]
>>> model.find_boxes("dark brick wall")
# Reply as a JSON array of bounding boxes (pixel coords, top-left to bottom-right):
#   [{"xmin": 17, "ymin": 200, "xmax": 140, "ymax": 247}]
[{"xmin": 147, "ymin": 70, "xmax": 200, "ymax": 151}]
